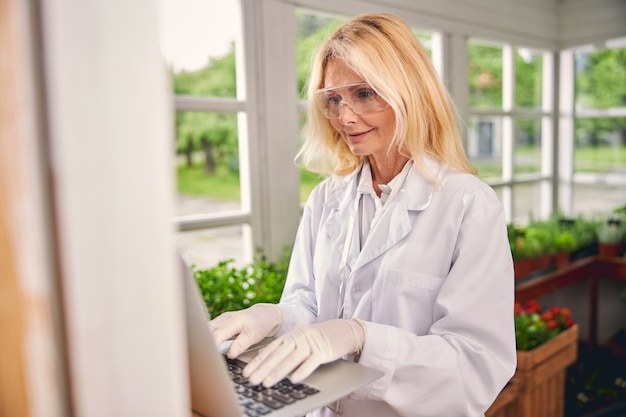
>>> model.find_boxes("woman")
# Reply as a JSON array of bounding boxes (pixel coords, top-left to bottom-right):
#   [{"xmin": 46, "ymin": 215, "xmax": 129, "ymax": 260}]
[{"xmin": 209, "ymin": 13, "xmax": 516, "ymax": 417}]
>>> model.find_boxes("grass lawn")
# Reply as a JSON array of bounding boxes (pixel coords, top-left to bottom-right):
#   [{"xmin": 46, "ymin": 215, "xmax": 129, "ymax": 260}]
[
  {"xmin": 178, "ymin": 145, "xmax": 626, "ymax": 201},
  {"xmin": 177, "ymin": 162, "xmax": 324, "ymax": 202}
]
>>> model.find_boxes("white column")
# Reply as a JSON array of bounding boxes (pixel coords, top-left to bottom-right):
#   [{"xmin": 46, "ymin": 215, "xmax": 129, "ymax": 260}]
[
  {"xmin": 39, "ymin": 1, "xmax": 189, "ymax": 415},
  {"xmin": 241, "ymin": 0, "xmax": 301, "ymax": 261}
]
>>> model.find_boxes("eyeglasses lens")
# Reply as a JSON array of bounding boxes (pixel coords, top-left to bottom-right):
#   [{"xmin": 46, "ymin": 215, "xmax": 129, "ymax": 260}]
[{"xmin": 315, "ymin": 83, "xmax": 388, "ymax": 119}]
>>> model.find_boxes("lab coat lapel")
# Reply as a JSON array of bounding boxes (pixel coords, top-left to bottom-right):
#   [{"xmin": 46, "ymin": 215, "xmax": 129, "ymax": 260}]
[
  {"xmin": 353, "ymin": 162, "xmax": 436, "ymax": 270},
  {"xmin": 323, "ymin": 173, "xmax": 361, "ymax": 272}
]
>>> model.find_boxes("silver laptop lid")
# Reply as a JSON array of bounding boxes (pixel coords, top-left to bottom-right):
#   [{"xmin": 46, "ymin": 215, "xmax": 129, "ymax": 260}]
[{"xmin": 180, "ymin": 257, "xmax": 242, "ymax": 417}]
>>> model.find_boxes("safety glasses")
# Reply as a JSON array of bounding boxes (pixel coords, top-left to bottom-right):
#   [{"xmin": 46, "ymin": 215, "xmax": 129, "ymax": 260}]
[{"xmin": 314, "ymin": 82, "xmax": 389, "ymax": 119}]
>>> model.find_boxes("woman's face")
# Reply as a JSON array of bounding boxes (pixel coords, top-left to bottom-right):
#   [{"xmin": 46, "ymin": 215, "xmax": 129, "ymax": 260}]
[{"xmin": 323, "ymin": 60, "xmax": 396, "ymax": 159}]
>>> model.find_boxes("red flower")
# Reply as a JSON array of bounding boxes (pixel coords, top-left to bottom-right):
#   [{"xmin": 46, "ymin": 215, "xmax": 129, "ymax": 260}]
[
  {"xmin": 514, "ymin": 299, "xmax": 577, "ymax": 351},
  {"xmin": 526, "ymin": 300, "xmax": 542, "ymax": 313}
]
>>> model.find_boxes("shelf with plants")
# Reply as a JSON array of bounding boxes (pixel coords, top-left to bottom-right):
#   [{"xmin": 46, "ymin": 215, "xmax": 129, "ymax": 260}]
[{"xmin": 509, "ymin": 205, "xmax": 626, "ymax": 281}]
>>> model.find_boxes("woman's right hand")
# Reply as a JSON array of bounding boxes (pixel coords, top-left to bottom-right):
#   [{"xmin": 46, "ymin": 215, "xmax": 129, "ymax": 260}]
[{"xmin": 208, "ymin": 303, "xmax": 283, "ymax": 358}]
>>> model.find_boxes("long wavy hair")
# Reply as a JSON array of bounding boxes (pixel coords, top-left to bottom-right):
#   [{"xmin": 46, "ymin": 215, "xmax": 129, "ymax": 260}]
[{"xmin": 296, "ymin": 13, "xmax": 476, "ymax": 181}]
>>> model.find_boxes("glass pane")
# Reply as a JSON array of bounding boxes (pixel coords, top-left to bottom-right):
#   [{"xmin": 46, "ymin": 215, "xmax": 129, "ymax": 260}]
[
  {"xmin": 175, "ymin": 111, "xmax": 241, "ymax": 215},
  {"xmin": 160, "ymin": 0, "xmax": 240, "ymax": 97},
  {"xmin": 177, "ymin": 225, "xmax": 246, "ymax": 270},
  {"xmin": 295, "ymin": 10, "xmax": 346, "ymax": 100},
  {"xmin": 572, "ymin": 183, "xmax": 626, "ymax": 217},
  {"xmin": 516, "ymin": 49, "xmax": 543, "ymax": 109},
  {"xmin": 515, "ymin": 118, "xmax": 542, "ymax": 175},
  {"xmin": 467, "ymin": 115, "xmax": 503, "ymax": 180},
  {"xmin": 512, "ymin": 183, "xmax": 541, "ymax": 224},
  {"xmin": 575, "ymin": 47, "xmax": 626, "ymax": 110},
  {"xmin": 468, "ymin": 41, "xmax": 503, "ymax": 109},
  {"xmin": 573, "ymin": 117, "xmax": 626, "ymax": 174}
]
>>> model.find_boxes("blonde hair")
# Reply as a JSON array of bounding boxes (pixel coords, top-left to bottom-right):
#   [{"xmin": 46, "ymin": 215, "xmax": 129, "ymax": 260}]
[{"xmin": 296, "ymin": 13, "xmax": 476, "ymax": 180}]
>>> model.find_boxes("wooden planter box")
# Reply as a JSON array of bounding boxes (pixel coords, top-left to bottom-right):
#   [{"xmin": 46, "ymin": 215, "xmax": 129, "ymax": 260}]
[{"xmin": 486, "ymin": 324, "xmax": 579, "ymax": 417}]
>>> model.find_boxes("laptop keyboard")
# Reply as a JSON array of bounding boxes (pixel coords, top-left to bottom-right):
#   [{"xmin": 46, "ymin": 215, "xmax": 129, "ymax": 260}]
[{"xmin": 225, "ymin": 357, "xmax": 320, "ymax": 417}]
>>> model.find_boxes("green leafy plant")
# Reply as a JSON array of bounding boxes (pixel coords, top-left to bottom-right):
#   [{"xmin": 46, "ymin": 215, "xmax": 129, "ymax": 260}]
[
  {"xmin": 192, "ymin": 248, "xmax": 290, "ymax": 319},
  {"xmin": 508, "ymin": 225, "xmax": 544, "ymax": 260},
  {"xmin": 570, "ymin": 215, "xmax": 598, "ymax": 250},
  {"xmin": 515, "ymin": 299, "xmax": 576, "ymax": 351},
  {"xmin": 527, "ymin": 211, "xmax": 581, "ymax": 255},
  {"xmin": 553, "ymin": 230, "xmax": 578, "ymax": 253}
]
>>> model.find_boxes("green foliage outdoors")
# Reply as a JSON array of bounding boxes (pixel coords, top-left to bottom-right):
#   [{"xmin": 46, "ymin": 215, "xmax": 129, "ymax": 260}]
[{"xmin": 193, "ymin": 248, "xmax": 291, "ymax": 319}]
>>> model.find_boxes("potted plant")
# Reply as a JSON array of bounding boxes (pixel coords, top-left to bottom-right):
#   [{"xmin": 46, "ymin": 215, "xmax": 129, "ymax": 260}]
[
  {"xmin": 595, "ymin": 217, "xmax": 625, "ymax": 257},
  {"xmin": 540, "ymin": 212, "xmax": 580, "ymax": 269},
  {"xmin": 551, "ymin": 230, "xmax": 577, "ymax": 268},
  {"xmin": 487, "ymin": 300, "xmax": 579, "ymax": 417},
  {"xmin": 570, "ymin": 215, "xmax": 599, "ymax": 260},
  {"xmin": 511, "ymin": 300, "xmax": 579, "ymax": 417},
  {"xmin": 509, "ymin": 225, "xmax": 545, "ymax": 279},
  {"xmin": 514, "ymin": 300, "xmax": 576, "ymax": 351}
]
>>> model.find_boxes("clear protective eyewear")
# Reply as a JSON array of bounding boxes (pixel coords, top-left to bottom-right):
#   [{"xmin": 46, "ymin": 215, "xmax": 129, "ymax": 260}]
[{"xmin": 314, "ymin": 82, "xmax": 389, "ymax": 119}]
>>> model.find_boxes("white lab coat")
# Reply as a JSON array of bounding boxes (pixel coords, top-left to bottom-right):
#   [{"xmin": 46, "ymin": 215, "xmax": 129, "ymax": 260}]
[{"xmin": 277, "ymin": 157, "xmax": 516, "ymax": 417}]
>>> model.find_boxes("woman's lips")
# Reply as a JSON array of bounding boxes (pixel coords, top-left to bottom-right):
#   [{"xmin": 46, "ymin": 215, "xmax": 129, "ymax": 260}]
[{"xmin": 346, "ymin": 128, "xmax": 373, "ymax": 140}]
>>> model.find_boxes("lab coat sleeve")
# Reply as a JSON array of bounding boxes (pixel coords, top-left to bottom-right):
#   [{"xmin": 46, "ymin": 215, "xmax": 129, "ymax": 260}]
[{"xmin": 351, "ymin": 193, "xmax": 516, "ymax": 417}]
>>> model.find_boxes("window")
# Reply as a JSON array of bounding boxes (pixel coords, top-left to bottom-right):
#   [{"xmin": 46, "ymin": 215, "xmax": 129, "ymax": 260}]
[
  {"xmin": 468, "ymin": 40, "xmax": 552, "ymax": 224},
  {"xmin": 161, "ymin": 0, "xmax": 248, "ymax": 268},
  {"xmin": 569, "ymin": 44, "xmax": 626, "ymax": 216}
]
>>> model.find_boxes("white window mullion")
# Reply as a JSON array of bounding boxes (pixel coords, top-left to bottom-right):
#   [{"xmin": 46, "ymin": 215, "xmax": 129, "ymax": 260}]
[
  {"xmin": 243, "ymin": 0, "xmax": 300, "ymax": 262},
  {"xmin": 501, "ymin": 45, "xmax": 515, "ymax": 222},
  {"xmin": 540, "ymin": 50, "xmax": 555, "ymax": 217},
  {"xmin": 443, "ymin": 33, "xmax": 469, "ymax": 148},
  {"xmin": 558, "ymin": 50, "xmax": 575, "ymax": 216}
]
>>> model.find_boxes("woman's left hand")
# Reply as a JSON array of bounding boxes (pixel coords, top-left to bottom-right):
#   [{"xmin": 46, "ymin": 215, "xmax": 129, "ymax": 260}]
[{"xmin": 243, "ymin": 319, "xmax": 366, "ymax": 387}]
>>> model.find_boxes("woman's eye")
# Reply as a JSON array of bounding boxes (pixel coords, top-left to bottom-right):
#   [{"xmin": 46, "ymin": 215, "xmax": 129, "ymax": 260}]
[
  {"xmin": 326, "ymin": 95, "xmax": 342, "ymax": 106},
  {"xmin": 356, "ymin": 88, "xmax": 375, "ymax": 100}
]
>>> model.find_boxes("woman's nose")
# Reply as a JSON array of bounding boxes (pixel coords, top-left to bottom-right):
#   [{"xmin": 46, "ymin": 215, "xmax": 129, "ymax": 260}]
[{"xmin": 337, "ymin": 102, "xmax": 359, "ymax": 124}]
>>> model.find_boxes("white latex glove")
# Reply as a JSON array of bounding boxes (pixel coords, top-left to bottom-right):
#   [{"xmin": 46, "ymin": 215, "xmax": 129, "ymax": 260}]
[
  {"xmin": 208, "ymin": 303, "xmax": 282, "ymax": 359},
  {"xmin": 243, "ymin": 318, "xmax": 366, "ymax": 387}
]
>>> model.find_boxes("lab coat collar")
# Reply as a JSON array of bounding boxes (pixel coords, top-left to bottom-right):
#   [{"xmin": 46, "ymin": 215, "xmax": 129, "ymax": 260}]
[
  {"xmin": 323, "ymin": 156, "xmax": 442, "ymax": 271},
  {"xmin": 323, "ymin": 155, "xmax": 440, "ymax": 213}
]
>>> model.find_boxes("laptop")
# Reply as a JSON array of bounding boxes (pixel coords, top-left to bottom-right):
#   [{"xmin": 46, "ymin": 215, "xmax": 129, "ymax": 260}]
[{"xmin": 179, "ymin": 257, "xmax": 383, "ymax": 417}]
